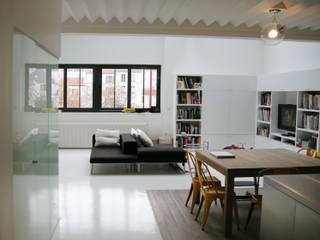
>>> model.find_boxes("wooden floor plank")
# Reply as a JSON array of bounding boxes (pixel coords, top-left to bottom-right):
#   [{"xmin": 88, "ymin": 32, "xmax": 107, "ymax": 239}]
[{"xmin": 147, "ymin": 189, "xmax": 260, "ymax": 240}]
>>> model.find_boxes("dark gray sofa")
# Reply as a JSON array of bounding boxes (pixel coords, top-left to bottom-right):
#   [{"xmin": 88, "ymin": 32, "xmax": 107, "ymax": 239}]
[{"xmin": 90, "ymin": 133, "xmax": 186, "ymax": 174}]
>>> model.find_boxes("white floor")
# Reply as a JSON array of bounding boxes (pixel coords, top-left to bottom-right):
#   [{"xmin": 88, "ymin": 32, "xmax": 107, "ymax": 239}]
[
  {"xmin": 52, "ymin": 149, "xmax": 254, "ymax": 240},
  {"xmin": 52, "ymin": 149, "xmax": 192, "ymax": 240}
]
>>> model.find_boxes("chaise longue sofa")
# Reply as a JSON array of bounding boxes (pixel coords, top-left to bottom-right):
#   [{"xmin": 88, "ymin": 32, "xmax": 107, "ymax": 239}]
[{"xmin": 90, "ymin": 133, "xmax": 186, "ymax": 174}]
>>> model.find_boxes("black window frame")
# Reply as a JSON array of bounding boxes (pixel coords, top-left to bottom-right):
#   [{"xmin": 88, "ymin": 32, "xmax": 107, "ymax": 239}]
[{"xmin": 58, "ymin": 64, "xmax": 161, "ymax": 113}]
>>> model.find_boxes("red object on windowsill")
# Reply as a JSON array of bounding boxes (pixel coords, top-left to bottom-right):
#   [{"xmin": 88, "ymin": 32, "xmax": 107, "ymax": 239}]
[{"xmin": 223, "ymin": 144, "xmax": 244, "ymax": 150}]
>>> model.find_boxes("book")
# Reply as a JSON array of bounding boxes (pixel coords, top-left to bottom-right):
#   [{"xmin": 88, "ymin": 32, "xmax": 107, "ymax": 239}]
[
  {"xmin": 184, "ymin": 77, "xmax": 189, "ymax": 89},
  {"xmin": 210, "ymin": 151, "xmax": 235, "ymax": 158}
]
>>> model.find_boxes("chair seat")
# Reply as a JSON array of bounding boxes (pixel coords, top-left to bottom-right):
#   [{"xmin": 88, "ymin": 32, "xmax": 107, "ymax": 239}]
[
  {"xmin": 192, "ymin": 176, "xmax": 220, "ymax": 184},
  {"xmin": 252, "ymin": 194, "xmax": 262, "ymax": 203}
]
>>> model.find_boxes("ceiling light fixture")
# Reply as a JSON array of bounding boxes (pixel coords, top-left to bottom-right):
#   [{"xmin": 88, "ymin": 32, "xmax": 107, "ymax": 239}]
[{"xmin": 261, "ymin": 8, "xmax": 285, "ymax": 45}]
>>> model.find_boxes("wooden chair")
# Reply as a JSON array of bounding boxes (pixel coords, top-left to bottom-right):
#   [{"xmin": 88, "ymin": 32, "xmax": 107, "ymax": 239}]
[
  {"xmin": 185, "ymin": 151, "xmax": 220, "ymax": 213},
  {"xmin": 298, "ymin": 148, "xmax": 320, "ymax": 159},
  {"xmin": 245, "ymin": 167, "xmax": 299, "ymax": 230},
  {"xmin": 194, "ymin": 157, "xmax": 240, "ymax": 231}
]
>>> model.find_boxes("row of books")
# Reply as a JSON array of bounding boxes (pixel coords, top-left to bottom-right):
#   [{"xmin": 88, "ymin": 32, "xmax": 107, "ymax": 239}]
[
  {"xmin": 176, "ymin": 136, "xmax": 201, "ymax": 148},
  {"xmin": 258, "ymin": 109, "xmax": 270, "ymax": 122},
  {"xmin": 260, "ymin": 93, "xmax": 271, "ymax": 106},
  {"xmin": 257, "ymin": 126, "xmax": 270, "ymax": 137},
  {"xmin": 301, "ymin": 93, "xmax": 320, "ymax": 109},
  {"xmin": 177, "ymin": 76, "xmax": 202, "ymax": 89},
  {"xmin": 302, "ymin": 113, "xmax": 319, "ymax": 130},
  {"xmin": 176, "ymin": 122, "xmax": 201, "ymax": 135},
  {"xmin": 177, "ymin": 92, "xmax": 202, "ymax": 104},
  {"xmin": 177, "ymin": 108, "xmax": 201, "ymax": 119}
]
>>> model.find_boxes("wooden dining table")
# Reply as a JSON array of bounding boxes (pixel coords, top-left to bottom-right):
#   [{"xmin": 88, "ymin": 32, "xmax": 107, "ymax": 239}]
[{"xmin": 196, "ymin": 148, "xmax": 320, "ymax": 237}]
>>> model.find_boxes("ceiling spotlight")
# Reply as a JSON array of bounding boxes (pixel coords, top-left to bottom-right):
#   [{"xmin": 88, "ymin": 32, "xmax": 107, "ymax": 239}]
[{"xmin": 261, "ymin": 8, "xmax": 285, "ymax": 45}]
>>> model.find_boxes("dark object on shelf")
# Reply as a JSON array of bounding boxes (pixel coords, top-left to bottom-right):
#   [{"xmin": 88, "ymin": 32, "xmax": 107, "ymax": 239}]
[
  {"xmin": 278, "ymin": 104, "xmax": 296, "ymax": 132},
  {"xmin": 90, "ymin": 134, "xmax": 186, "ymax": 174},
  {"xmin": 281, "ymin": 132, "xmax": 295, "ymax": 137}
]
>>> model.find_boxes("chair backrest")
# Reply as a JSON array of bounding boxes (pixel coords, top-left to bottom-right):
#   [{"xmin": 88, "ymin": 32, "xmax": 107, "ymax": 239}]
[
  {"xmin": 255, "ymin": 167, "xmax": 299, "ymax": 195},
  {"xmin": 185, "ymin": 151, "xmax": 197, "ymax": 178},
  {"xmin": 194, "ymin": 157, "xmax": 221, "ymax": 192},
  {"xmin": 298, "ymin": 148, "xmax": 316, "ymax": 157},
  {"xmin": 223, "ymin": 144, "xmax": 244, "ymax": 150}
]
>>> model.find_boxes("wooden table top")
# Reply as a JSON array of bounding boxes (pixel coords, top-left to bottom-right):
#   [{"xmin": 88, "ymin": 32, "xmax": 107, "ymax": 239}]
[{"xmin": 196, "ymin": 149, "xmax": 320, "ymax": 177}]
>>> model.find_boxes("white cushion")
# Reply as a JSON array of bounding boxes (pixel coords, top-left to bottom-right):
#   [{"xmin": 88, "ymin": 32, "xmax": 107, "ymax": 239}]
[
  {"xmin": 95, "ymin": 136, "xmax": 120, "ymax": 147},
  {"xmin": 130, "ymin": 128, "xmax": 144, "ymax": 147},
  {"xmin": 95, "ymin": 129, "xmax": 120, "ymax": 138},
  {"xmin": 130, "ymin": 128, "xmax": 138, "ymax": 137},
  {"xmin": 136, "ymin": 129, "xmax": 154, "ymax": 147}
]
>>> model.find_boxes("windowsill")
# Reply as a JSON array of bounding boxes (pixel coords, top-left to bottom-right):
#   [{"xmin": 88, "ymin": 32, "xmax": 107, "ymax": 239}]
[{"xmin": 59, "ymin": 111, "xmax": 161, "ymax": 115}]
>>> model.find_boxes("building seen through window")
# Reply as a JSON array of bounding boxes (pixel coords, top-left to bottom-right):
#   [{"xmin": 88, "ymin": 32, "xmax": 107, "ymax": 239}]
[{"xmin": 57, "ymin": 64, "xmax": 160, "ymax": 112}]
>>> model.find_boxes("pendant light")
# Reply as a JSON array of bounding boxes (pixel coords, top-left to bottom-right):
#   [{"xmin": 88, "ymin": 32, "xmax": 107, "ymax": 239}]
[{"xmin": 261, "ymin": 8, "xmax": 285, "ymax": 45}]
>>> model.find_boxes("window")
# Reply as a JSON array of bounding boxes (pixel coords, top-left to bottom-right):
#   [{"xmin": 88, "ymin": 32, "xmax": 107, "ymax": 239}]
[
  {"xmin": 51, "ymin": 68, "xmax": 64, "ymax": 108},
  {"xmin": 58, "ymin": 64, "xmax": 161, "ymax": 112},
  {"xmin": 131, "ymin": 69, "xmax": 158, "ymax": 109},
  {"xmin": 101, "ymin": 68, "xmax": 128, "ymax": 108},
  {"xmin": 66, "ymin": 68, "xmax": 93, "ymax": 108},
  {"xmin": 27, "ymin": 66, "xmax": 47, "ymax": 108},
  {"xmin": 25, "ymin": 64, "xmax": 60, "ymax": 110}
]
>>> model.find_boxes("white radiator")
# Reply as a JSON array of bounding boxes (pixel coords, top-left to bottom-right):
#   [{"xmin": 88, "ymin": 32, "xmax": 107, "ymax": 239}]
[{"xmin": 59, "ymin": 122, "xmax": 148, "ymax": 148}]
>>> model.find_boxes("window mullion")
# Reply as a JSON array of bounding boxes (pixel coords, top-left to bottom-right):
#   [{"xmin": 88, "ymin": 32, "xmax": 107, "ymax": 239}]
[
  {"xmin": 95, "ymin": 66, "xmax": 101, "ymax": 111},
  {"xmin": 128, "ymin": 68, "xmax": 131, "ymax": 108},
  {"xmin": 78, "ymin": 69, "xmax": 81, "ymax": 108},
  {"xmin": 114, "ymin": 69, "xmax": 116, "ymax": 108},
  {"xmin": 64, "ymin": 67, "xmax": 67, "ymax": 109},
  {"xmin": 142, "ymin": 69, "xmax": 145, "ymax": 109}
]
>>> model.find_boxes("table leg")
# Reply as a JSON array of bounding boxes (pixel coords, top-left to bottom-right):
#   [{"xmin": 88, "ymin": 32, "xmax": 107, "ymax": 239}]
[{"xmin": 224, "ymin": 172, "xmax": 234, "ymax": 237}]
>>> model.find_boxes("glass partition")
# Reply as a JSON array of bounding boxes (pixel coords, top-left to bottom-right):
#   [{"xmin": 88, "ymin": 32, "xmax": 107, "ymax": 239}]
[{"xmin": 12, "ymin": 31, "xmax": 59, "ymax": 240}]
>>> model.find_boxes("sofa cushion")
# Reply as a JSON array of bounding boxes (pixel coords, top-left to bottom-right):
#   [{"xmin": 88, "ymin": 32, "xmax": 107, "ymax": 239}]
[
  {"xmin": 130, "ymin": 128, "xmax": 144, "ymax": 147},
  {"xmin": 120, "ymin": 134, "xmax": 137, "ymax": 154},
  {"xmin": 95, "ymin": 129, "xmax": 120, "ymax": 138},
  {"xmin": 136, "ymin": 129, "xmax": 154, "ymax": 147},
  {"xmin": 95, "ymin": 136, "xmax": 120, "ymax": 147},
  {"xmin": 137, "ymin": 147, "xmax": 186, "ymax": 163},
  {"xmin": 90, "ymin": 146, "xmax": 137, "ymax": 163}
]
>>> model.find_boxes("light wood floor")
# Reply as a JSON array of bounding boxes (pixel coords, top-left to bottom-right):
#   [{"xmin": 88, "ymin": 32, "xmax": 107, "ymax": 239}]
[{"xmin": 147, "ymin": 189, "xmax": 260, "ymax": 240}]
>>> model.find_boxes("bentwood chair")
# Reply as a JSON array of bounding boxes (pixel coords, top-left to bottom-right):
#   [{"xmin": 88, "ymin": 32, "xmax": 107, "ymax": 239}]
[
  {"xmin": 194, "ymin": 157, "xmax": 240, "ymax": 231},
  {"xmin": 185, "ymin": 151, "xmax": 220, "ymax": 213},
  {"xmin": 298, "ymin": 148, "xmax": 320, "ymax": 159},
  {"xmin": 245, "ymin": 167, "xmax": 299, "ymax": 230}
]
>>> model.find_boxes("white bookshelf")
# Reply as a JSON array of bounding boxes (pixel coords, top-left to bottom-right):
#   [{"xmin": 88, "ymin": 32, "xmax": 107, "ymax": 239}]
[
  {"xmin": 256, "ymin": 91, "xmax": 320, "ymax": 151},
  {"xmin": 174, "ymin": 75, "xmax": 202, "ymax": 148}
]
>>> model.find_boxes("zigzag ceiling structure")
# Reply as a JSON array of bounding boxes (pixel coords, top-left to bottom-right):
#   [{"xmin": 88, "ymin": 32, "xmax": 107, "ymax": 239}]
[{"xmin": 62, "ymin": 0, "xmax": 320, "ymax": 40}]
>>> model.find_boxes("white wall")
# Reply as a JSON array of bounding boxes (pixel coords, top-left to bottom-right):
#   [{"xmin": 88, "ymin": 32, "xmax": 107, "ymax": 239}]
[
  {"xmin": 1, "ymin": 0, "xmax": 61, "ymax": 239},
  {"xmin": 162, "ymin": 37, "xmax": 262, "ymax": 136},
  {"xmin": 202, "ymin": 74, "xmax": 257, "ymax": 149},
  {"xmin": 60, "ymin": 34, "xmax": 164, "ymax": 64},
  {"xmin": 59, "ymin": 34, "xmax": 166, "ymax": 139},
  {"xmin": 258, "ymin": 40, "xmax": 320, "ymax": 91},
  {"xmin": 0, "ymin": 1, "xmax": 14, "ymax": 239},
  {"xmin": 263, "ymin": 41, "xmax": 320, "ymax": 75},
  {"xmin": 59, "ymin": 34, "xmax": 263, "ymax": 145}
]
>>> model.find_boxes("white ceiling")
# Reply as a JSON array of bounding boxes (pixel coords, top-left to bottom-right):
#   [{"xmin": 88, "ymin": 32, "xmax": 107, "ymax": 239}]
[{"xmin": 62, "ymin": 0, "xmax": 320, "ymax": 40}]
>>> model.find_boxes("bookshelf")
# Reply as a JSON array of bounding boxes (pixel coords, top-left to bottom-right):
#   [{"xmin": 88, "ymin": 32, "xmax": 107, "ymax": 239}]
[
  {"xmin": 256, "ymin": 91, "xmax": 320, "ymax": 151},
  {"xmin": 256, "ymin": 92, "xmax": 271, "ymax": 137},
  {"xmin": 174, "ymin": 75, "xmax": 202, "ymax": 148}
]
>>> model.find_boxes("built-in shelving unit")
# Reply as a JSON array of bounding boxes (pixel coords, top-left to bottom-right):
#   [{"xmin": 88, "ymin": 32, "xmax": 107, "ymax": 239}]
[
  {"xmin": 174, "ymin": 75, "xmax": 202, "ymax": 148},
  {"xmin": 256, "ymin": 91, "xmax": 320, "ymax": 151},
  {"xmin": 256, "ymin": 92, "xmax": 271, "ymax": 137}
]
